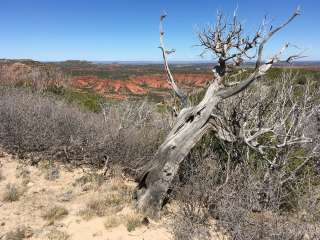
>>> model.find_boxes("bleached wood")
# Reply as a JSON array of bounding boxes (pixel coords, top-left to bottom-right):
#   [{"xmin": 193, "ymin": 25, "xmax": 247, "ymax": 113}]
[{"xmin": 135, "ymin": 9, "xmax": 300, "ymax": 216}]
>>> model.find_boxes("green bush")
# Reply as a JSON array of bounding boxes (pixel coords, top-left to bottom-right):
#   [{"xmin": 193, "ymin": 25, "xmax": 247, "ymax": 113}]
[{"xmin": 46, "ymin": 85, "xmax": 103, "ymax": 112}]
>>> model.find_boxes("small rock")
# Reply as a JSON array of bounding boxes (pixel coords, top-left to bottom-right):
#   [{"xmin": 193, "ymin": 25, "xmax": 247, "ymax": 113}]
[
  {"xmin": 142, "ymin": 217, "xmax": 150, "ymax": 226},
  {"xmin": 0, "ymin": 222, "xmax": 5, "ymax": 226}
]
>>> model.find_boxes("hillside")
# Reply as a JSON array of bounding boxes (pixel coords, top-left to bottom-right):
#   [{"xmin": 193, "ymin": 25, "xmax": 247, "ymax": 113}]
[
  {"xmin": 0, "ymin": 60, "xmax": 214, "ymax": 101},
  {"xmin": 0, "ymin": 60, "xmax": 319, "ymax": 239},
  {"xmin": 57, "ymin": 61, "xmax": 213, "ymax": 100},
  {"xmin": 1, "ymin": 59, "xmax": 320, "ymax": 102}
]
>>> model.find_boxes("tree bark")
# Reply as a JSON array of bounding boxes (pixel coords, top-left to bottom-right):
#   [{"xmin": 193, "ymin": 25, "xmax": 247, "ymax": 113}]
[{"xmin": 135, "ymin": 83, "xmax": 226, "ymax": 216}]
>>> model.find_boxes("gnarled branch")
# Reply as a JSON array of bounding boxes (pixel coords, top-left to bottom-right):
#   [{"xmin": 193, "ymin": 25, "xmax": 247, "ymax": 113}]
[{"xmin": 159, "ymin": 14, "xmax": 189, "ymax": 108}]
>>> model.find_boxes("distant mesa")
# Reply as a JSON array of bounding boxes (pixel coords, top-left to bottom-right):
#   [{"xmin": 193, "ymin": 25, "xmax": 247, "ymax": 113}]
[{"xmin": 2, "ymin": 59, "xmax": 319, "ymax": 101}]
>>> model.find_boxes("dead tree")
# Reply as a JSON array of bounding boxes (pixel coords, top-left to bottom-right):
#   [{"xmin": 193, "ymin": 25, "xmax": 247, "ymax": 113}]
[{"xmin": 135, "ymin": 8, "xmax": 301, "ymax": 216}]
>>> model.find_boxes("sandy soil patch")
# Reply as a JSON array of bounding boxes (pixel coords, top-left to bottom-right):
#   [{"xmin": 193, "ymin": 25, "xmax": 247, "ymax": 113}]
[{"xmin": 0, "ymin": 152, "xmax": 172, "ymax": 240}]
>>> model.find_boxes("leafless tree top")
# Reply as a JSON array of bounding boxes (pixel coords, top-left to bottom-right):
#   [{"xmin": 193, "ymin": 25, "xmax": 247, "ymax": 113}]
[{"xmin": 159, "ymin": 7, "xmax": 301, "ymax": 107}]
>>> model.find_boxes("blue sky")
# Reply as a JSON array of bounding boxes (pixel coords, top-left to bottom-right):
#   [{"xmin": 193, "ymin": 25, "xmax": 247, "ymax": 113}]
[{"xmin": 0, "ymin": 0, "xmax": 319, "ymax": 61}]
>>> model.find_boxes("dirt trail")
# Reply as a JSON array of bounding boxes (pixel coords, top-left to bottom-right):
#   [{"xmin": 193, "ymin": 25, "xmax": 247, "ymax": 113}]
[{"xmin": 0, "ymin": 152, "xmax": 172, "ymax": 240}]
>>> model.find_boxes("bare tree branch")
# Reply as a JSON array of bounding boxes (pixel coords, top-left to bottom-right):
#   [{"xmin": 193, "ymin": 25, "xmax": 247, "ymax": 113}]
[
  {"xmin": 217, "ymin": 41, "xmax": 294, "ymax": 99},
  {"xmin": 256, "ymin": 6, "xmax": 301, "ymax": 68},
  {"xmin": 159, "ymin": 14, "xmax": 189, "ymax": 108}
]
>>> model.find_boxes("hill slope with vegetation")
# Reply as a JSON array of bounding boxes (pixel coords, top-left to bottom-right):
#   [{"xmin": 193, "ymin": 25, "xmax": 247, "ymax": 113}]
[{"xmin": 0, "ymin": 60, "xmax": 320, "ymax": 239}]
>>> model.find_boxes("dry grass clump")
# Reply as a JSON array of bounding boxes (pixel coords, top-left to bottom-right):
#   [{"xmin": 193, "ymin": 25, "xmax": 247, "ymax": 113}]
[
  {"xmin": 79, "ymin": 197, "xmax": 109, "ymax": 219},
  {"xmin": 2, "ymin": 183, "xmax": 21, "ymax": 202},
  {"xmin": 104, "ymin": 215, "xmax": 122, "ymax": 229},
  {"xmin": 44, "ymin": 165, "xmax": 60, "ymax": 181},
  {"xmin": 74, "ymin": 171, "xmax": 105, "ymax": 190},
  {"xmin": 104, "ymin": 177, "xmax": 135, "ymax": 205},
  {"xmin": 125, "ymin": 212, "xmax": 144, "ymax": 232},
  {"xmin": 46, "ymin": 229, "xmax": 70, "ymax": 240},
  {"xmin": 104, "ymin": 192, "xmax": 125, "ymax": 207},
  {"xmin": 78, "ymin": 176, "xmax": 141, "ymax": 233},
  {"xmin": 4, "ymin": 229, "xmax": 25, "ymax": 240},
  {"xmin": 38, "ymin": 160, "xmax": 60, "ymax": 181},
  {"xmin": 105, "ymin": 180, "xmax": 135, "ymax": 212},
  {"xmin": 42, "ymin": 205, "xmax": 68, "ymax": 223},
  {"xmin": 79, "ymin": 191, "xmax": 126, "ymax": 220},
  {"xmin": 0, "ymin": 169, "xmax": 4, "ymax": 181},
  {"xmin": 103, "ymin": 211, "xmax": 145, "ymax": 232},
  {"xmin": 79, "ymin": 176, "xmax": 135, "ymax": 220},
  {"xmin": 109, "ymin": 177, "xmax": 135, "ymax": 193},
  {"xmin": 15, "ymin": 164, "xmax": 30, "ymax": 178},
  {"xmin": 4, "ymin": 226, "xmax": 33, "ymax": 240},
  {"xmin": 15, "ymin": 164, "xmax": 31, "ymax": 185}
]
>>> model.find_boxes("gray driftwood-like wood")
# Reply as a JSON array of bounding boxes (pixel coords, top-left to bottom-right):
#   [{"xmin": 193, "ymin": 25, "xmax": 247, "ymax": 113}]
[{"xmin": 135, "ymin": 8, "xmax": 300, "ymax": 216}]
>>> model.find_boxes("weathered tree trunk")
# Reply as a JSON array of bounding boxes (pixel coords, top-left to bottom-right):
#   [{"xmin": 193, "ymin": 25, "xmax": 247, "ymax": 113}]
[
  {"xmin": 135, "ymin": 72, "xmax": 271, "ymax": 216},
  {"xmin": 135, "ymin": 83, "xmax": 231, "ymax": 215},
  {"xmin": 134, "ymin": 9, "xmax": 299, "ymax": 216},
  {"xmin": 136, "ymin": 109, "xmax": 214, "ymax": 215}
]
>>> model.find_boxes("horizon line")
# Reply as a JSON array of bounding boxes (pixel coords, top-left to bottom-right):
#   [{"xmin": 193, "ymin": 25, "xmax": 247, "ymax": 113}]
[{"xmin": 1, "ymin": 58, "xmax": 320, "ymax": 65}]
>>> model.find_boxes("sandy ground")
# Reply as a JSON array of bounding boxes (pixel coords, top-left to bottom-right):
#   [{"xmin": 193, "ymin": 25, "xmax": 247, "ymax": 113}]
[{"xmin": 0, "ymin": 152, "xmax": 172, "ymax": 240}]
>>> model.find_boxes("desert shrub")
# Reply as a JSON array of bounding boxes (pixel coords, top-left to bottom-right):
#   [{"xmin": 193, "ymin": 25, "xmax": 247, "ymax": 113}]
[
  {"xmin": 103, "ymin": 212, "xmax": 144, "ymax": 231},
  {"xmin": 37, "ymin": 160, "xmax": 60, "ymax": 181},
  {"xmin": 15, "ymin": 164, "xmax": 31, "ymax": 185},
  {"xmin": 173, "ymin": 148, "xmax": 320, "ymax": 240},
  {"xmin": 0, "ymin": 169, "xmax": 4, "ymax": 181},
  {"xmin": 2, "ymin": 183, "xmax": 21, "ymax": 202},
  {"xmin": 125, "ymin": 212, "xmax": 144, "ymax": 232},
  {"xmin": 172, "ymin": 74, "xmax": 320, "ymax": 240},
  {"xmin": 45, "ymin": 229, "xmax": 70, "ymax": 240},
  {"xmin": 4, "ymin": 229, "xmax": 25, "ymax": 240},
  {"xmin": 79, "ymin": 191, "xmax": 128, "ymax": 220},
  {"xmin": 46, "ymin": 85, "xmax": 103, "ymax": 112},
  {"xmin": 15, "ymin": 164, "xmax": 30, "ymax": 179},
  {"xmin": 104, "ymin": 215, "xmax": 121, "ymax": 229},
  {"xmin": 41, "ymin": 161, "xmax": 60, "ymax": 181},
  {"xmin": 42, "ymin": 206, "xmax": 69, "ymax": 222},
  {"xmin": 0, "ymin": 88, "xmax": 169, "ymax": 175},
  {"xmin": 79, "ymin": 196, "xmax": 109, "ymax": 219},
  {"xmin": 4, "ymin": 226, "xmax": 33, "ymax": 240},
  {"xmin": 107, "ymin": 177, "xmax": 135, "ymax": 199},
  {"xmin": 74, "ymin": 171, "xmax": 105, "ymax": 189}
]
